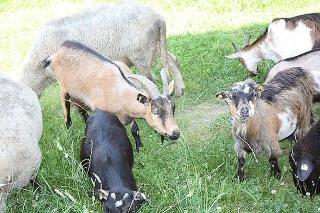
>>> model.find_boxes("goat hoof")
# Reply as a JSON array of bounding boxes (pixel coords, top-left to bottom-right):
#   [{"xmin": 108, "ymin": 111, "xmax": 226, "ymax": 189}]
[
  {"xmin": 234, "ymin": 173, "xmax": 244, "ymax": 182},
  {"xmin": 66, "ymin": 122, "xmax": 72, "ymax": 129}
]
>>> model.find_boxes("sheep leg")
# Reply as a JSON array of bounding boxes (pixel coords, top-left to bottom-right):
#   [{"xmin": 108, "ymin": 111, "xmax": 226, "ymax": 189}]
[
  {"xmin": 60, "ymin": 90, "xmax": 72, "ymax": 128},
  {"xmin": 130, "ymin": 121, "xmax": 143, "ymax": 152},
  {"xmin": 167, "ymin": 51, "xmax": 185, "ymax": 97}
]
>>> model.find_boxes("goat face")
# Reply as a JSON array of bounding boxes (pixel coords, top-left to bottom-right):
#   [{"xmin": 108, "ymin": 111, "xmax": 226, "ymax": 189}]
[
  {"xmin": 226, "ymin": 51, "xmax": 259, "ymax": 75},
  {"xmin": 99, "ymin": 190, "xmax": 147, "ymax": 213},
  {"xmin": 144, "ymin": 95, "xmax": 180, "ymax": 140},
  {"xmin": 217, "ymin": 79, "xmax": 261, "ymax": 123}
]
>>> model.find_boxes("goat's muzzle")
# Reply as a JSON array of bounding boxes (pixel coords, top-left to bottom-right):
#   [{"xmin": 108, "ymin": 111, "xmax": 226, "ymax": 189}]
[{"xmin": 168, "ymin": 130, "xmax": 180, "ymax": 140}]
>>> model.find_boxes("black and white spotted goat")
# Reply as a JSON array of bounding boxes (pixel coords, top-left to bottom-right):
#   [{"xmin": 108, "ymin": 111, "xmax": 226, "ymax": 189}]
[
  {"xmin": 289, "ymin": 120, "xmax": 320, "ymax": 196},
  {"xmin": 80, "ymin": 110, "xmax": 148, "ymax": 213}
]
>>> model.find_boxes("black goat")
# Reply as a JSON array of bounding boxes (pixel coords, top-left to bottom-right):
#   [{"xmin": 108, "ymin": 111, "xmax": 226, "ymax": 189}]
[
  {"xmin": 80, "ymin": 110, "xmax": 148, "ymax": 213},
  {"xmin": 289, "ymin": 120, "xmax": 320, "ymax": 196}
]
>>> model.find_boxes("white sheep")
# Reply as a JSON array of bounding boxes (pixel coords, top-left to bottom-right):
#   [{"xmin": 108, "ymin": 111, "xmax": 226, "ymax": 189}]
[
  {"xmin": 0, "ymin": 73, "xmax": 42, "ymax": 212},
  {"xmin": 19, "ymin": 2, "xmax": 185, "ymax": 97}
]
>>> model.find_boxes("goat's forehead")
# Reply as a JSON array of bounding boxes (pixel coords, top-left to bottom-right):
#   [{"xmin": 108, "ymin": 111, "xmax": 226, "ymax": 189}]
[
  {"xmin": 231, "ymin": 82, "xmax": 255, "ymax": 94},
  {"xmin": 152, "ymin": 96, "xmax": 172, "ymax": 107}
]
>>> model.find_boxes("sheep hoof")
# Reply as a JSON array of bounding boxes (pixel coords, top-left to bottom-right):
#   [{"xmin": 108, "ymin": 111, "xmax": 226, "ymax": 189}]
[{"xmin": 174, "ymin": 88, "xmax": 185, "ymax": 97}]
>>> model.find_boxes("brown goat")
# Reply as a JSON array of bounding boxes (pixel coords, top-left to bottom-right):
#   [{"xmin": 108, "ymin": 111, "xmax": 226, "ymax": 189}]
[
  {"xmin": 46, "ymin": 41, "xmax": 180, "ymax": 144},
  {"xmin": 217, "ymin": 67, "xmax": 313, "ymax": 181}
]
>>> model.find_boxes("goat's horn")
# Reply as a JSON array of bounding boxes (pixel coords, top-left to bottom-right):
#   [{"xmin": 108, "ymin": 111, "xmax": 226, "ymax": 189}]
[
  {"xmin": 160, "ymin": 68, "xmax": 169, "ymax": 96},
  {"xmin": 128, "ymin": 74, "xmax": 161, "ymax": 99},
  {"xmin": 244, "ymin": 35, "xmax": 251, "ymax": 46}
]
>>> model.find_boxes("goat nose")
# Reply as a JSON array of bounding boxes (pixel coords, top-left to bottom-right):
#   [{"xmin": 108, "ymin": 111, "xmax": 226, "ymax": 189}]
[
  {"xmin": 169, "ymin": 130, "xmax": 180, "ymax": 140},
  {"xmin": 240, "ymin": 107, "xmax": 249, "ymax": 117}
]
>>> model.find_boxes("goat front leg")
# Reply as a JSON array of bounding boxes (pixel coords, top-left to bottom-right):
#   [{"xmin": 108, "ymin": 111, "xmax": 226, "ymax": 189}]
[
  {"xmin": 235, "ymin": 141, "xmax": 247, "ymax": 182},
  {"xmin": 130, "ymin": 121, "xmax": 143, "ymax": 152},
  {"xmin": 77, "ymin": 106, "xmax": 89, "ymax": 122},
  {"xmin": 60, "ymin": 91, "xmax": 72, "ymax": 128}
]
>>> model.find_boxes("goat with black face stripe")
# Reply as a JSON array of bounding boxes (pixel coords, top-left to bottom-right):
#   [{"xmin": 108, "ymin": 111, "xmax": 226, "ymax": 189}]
[
  {"xmin": 289, "ymin": 120, "xmax": 320, "ymax": 196},
  {"xmin": 45, "ymin": 41, "xmax": 180, "ymax": 151},
  {"xmin": 217, "ymin": 67, "xmax": 313, "ymax": 181},
  {"xmin": 80, "ymin": 110, "xmax": 148, "ymax": 213}
]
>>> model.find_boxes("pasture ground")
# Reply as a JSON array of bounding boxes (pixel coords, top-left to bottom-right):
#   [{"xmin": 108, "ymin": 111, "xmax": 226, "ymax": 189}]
[{"xmin": 1, "ymin": 0, "xmax": 320, "ymax": 212}]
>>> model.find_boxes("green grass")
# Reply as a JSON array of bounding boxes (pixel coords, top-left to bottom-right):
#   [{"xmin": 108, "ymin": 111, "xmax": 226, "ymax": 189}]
[{"xmin": 2, "ymin": 0, "xmax": 320, "ymax": 212}]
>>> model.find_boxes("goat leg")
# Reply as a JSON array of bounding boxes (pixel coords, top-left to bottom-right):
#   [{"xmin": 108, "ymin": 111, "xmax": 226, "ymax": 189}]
[
  {"xmin": 77, "ymin": 106, "xmax": 89, "ymax": 122},
  {"xmin": 237, "ymin": 157, "xmax": 246, "ymax": 182},
  {"xmin": 130, "ymin": 121, "xmax": 143, "ymax": 152},
  {"xmin": 269, "ymin": 157, "xmax": 281, "ymax": 179},
  {"xmin": 60, "ymin": 91, "xmax": 72, "ymax": 128},
  {"xmin": 64, "ymin": 94, "xmax": 72, "ymax": 128}
]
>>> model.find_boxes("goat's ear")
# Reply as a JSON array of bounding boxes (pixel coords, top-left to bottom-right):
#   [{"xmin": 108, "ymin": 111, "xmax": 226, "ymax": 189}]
[
  {"xmin": 297, "ymin": 155, "xmax": 314, "ymax": 181},
  {"xmin": 255, "ymin": 84, "xmax": 264, "ymax": 97},
  {"xmin": 133, "ymin": 191, "xmax": 149, "ymax": 202},
  {"xmin": 97, "ymin": 189, "xmax": 109, "ymax": 201},
  {"xmin": 216, "ymin": 91, "xmax": 230, "ymax": 99},
  {"xmin": 137, "ymin": 93, "xmax": 148, "ymax": 104}
]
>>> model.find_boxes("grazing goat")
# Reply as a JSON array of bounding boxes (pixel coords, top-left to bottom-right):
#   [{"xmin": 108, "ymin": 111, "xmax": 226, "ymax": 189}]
[
  {"xmin": 226, "ymin": 13, "xmax": 320, "ymax": 75},
  {"xmin": 217, "ymin": 67, "xmax": 313, "ymax": 181},
  {"xmin": 0, "ymin": 73, "xmax": 42, "ymax": 212},
  {"xmin": 46, "ymin": 41, "xmax": 180, "ymax": 149},
  {"xmin": 19, "ymin": 2, "xmax": 185, "ymax": 97},
  {"xmin": 80, "ymin": 110, "xmax": 148, "ymax": 213},
  {"xmin": 289, "ymin": 120, "xmax": 320, "ymax": 196}
]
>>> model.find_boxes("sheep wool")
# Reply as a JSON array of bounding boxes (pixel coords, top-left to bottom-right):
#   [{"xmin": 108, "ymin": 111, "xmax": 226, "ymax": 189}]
[{"xmin": 0, "ymin": 73, "xmax": 42, "ymax": 212}]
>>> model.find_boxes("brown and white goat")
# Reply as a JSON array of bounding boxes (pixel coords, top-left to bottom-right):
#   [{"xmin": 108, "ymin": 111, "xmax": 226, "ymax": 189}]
[
  {"xmin": 226, "ymin": 13, "xmax": 320, "ymax": 75},
  {"xmin": 217, "ymin": 67, "xmax": 313, "ymax": 181},
  {"xmin": 45, "ymin": 41, "xmax": 180, "ymax": 144}
]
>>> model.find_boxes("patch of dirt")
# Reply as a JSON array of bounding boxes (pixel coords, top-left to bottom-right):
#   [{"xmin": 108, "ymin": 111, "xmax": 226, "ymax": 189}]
[{"xmin": 176, "ymin": 101, "xmax": 227, "ymax": 130}]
